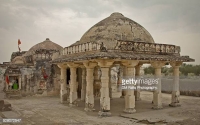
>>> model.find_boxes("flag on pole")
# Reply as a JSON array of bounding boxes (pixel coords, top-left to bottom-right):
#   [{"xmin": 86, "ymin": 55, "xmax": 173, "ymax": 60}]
[
  {"xmin": 18, "ymin": 39, "xmax": 21, "ymax": 52},
  {"xmin": 18, "ymin": 39, "xmax": 21, "ymax": 45},
  {"xmin": 5, "ymin": 76, "xmax": 9, "ymax": 85}
]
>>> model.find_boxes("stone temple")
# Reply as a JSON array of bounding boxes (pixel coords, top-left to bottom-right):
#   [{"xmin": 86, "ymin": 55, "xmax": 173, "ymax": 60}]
[{"xmin": 0, "ymin": 12, "xmax": 194, "ymax": 115}]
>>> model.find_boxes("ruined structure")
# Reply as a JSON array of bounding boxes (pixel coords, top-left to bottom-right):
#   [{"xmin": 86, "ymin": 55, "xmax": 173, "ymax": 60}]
[
  {"xmin": 0, "ymin": 38, "xmax": 63, "ymax": 98},
  {"xmin": 51, "ymin": 12, "xmax": 194, "ymax": 116}
]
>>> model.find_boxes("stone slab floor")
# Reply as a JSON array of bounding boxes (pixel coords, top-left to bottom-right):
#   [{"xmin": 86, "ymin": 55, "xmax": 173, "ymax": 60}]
[{"xmin": 0, "ymin": 91, "xmax": 200, "ymax": 125}]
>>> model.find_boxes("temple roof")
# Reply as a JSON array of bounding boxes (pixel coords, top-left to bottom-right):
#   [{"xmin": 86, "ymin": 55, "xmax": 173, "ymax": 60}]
[
  {"xmin": 24, "ymin": 38, "xmax": 63, "ymax": 57},
  {"xmin": 11, "ymin": 56, "xmax": 25, "ymax": 64},
  {"xmin": 71, "ymin": 12, "xmax": 154, "ymax": 49},
  {"xmin": 52, "ymin": 51, "xmax": 194, "ymax": 63},
  {"xmin": 52, "ymin": 12, "xmax": 195, "ymax": 63}
]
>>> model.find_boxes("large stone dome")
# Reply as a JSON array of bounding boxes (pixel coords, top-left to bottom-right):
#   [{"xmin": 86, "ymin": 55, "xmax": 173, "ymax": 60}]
[
  {"xmin": 24, "ymin": 38, "xmax": 63, "ymax": 56},
  {"xmin": 73, "ymin": 12, "xmax": 154, "ymax": 48}
]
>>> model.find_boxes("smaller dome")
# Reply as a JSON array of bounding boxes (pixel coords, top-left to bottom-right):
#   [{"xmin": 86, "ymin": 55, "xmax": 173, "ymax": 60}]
[
  {"xmin": 11, "ymin": 56, "xmax": 25, "ymax": 64},
  {"xmin": 24, "ymin": 38, "xmax": 63, "ymax": 56}
]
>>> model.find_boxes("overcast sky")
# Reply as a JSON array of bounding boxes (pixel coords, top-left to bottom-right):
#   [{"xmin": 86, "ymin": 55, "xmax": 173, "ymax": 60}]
[{"xmin": 0, "ymin": 0, "xmax": 199, "ymax": 64}]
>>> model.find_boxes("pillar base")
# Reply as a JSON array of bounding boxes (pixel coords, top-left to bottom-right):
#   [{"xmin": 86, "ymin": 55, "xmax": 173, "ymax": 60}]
[
  {"xmin": 98, "ymin": 111, "xmax": 111, "ymax": 117},
  {"xmin": 69, "ymin": 92, "xmax": 77, "ymax": 104},
  {"xmin": 170, "ymin": 91, "xmax": 180, "ymax": 107},
  {"xmin": 169, "ymin": 103, "xmax": 181, "ymax": 107},
  {"xmin": 152, "ymin": 92, "xmax": 162, "ymax": 109},
  {"xmin": 123, "ymin": 108, "xmax": 136, "ymax": 114},
  {"xmin": 60, "ymin": 90, "xmax": 68, "ymax": 103},
  {"xmin": 85, "ymin": 102, "xmax": 95, "ymax": 112},
  {"xmin": 84, "ymin": 108, "xmax": 95, "ymax": 112}
]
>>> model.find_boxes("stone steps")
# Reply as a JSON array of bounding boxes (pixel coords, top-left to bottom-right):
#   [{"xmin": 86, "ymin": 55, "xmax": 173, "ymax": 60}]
[{"xmin": 5, "ymin": 90, "xmax": 22, "ymax": 99}]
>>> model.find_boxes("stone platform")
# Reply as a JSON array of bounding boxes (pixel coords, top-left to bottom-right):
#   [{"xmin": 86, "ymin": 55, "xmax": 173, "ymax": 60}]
[{"xmin": 0, "ymin": 100, "xmax": 12, "ymax": 112}]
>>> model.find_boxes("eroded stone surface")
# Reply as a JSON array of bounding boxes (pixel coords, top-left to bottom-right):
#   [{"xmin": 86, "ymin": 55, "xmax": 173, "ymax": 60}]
[{"xmin": 77, "ymin": 12, "xmax": 155, "ymax": 48}]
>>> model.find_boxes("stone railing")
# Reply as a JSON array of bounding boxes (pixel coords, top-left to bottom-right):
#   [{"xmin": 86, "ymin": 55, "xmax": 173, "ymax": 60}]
[
  {"xmin": 62, "ymin": 41, "xmax": 181, "ymax": 55},
  {"xmin": 63, "ymin": 42, "xmax": 101, "ymax": 55},
  {"xmin": 115, "ymin": 40, "xmax": 181, "ymax": 55}
]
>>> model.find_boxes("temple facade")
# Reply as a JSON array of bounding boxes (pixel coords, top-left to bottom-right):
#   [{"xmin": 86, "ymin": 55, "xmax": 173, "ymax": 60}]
[
  {"xmin": 0, "ymin": 38, "xmax": 63, "ymax": 98},
  {"xmin": 51, "ymin": 12, "xmax": 194, "ymax": 116}
]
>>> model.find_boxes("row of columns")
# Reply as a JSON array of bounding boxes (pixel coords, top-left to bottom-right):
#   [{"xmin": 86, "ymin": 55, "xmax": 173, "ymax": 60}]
[{"xmin": 57, "ymin": 60, "xmax": 182, "ymax": 115}]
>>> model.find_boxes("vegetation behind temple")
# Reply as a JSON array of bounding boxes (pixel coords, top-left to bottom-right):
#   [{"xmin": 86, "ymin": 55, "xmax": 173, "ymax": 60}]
[
  {"xmin": 144, "ymin": 63, "xmax": 200, "ymax": 97},
  {"xmin": 144, "ymin": 63, "xmax": 200, "ymax": 76}
]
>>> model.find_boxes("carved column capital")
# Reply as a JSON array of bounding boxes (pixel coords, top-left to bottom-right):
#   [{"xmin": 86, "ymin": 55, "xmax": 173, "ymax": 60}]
[
  {"xmin": 151, "ymin": 61, "xmax": 166, "ymax": 69},
  {"xmin": 121, "ymin": 60, "xmax": 139, "ymax": 68},
  {"xmin": 170, "ymin": 61, "xmax": 182, "ymax": 68},
  {"xmin": 83, "ymin": 61, "xmax": 97, "ymax": 69},
  {"xmin": 97, "ymin": 60, "xmax": 114, "ymax": 68},
  {"xmin": 67, "ymin": 62, "xmax": 79, "ymax": 68},
  {"xmin": 57, "ymin": 63, "xmax": 68, "ymax": 69}
]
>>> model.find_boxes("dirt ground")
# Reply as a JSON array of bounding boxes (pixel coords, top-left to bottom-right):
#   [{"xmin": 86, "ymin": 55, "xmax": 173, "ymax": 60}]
[{"xmin": 0, "ymin": 91, "xmax": 200, "ymax": 125}]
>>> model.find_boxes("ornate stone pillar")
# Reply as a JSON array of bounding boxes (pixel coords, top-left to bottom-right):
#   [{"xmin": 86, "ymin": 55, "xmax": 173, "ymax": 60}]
[
  {"xmin": 151, "ymin": 61, "xmax": 165, "ymax": 109},
  {"xmin": 6, "ymin": 76, "xmax": 9, "ymax": 90},
  {"xmin": 94, "ymin": 67, "xmax": 99, "ymax": 81},
  {"xmin": 122, "ymin": 61, "xmax": 139, "ymax": 113},
  {"xmin": 22, "ymin": 75, "xmax": 26, "ymax": 91},
  {"xmin": 58, "ymin": 64, "xmax": 68, "ymax": 103},
  {"xmin": 135, "ymin": 64, "xmax": 142, "ymax": 101},
  {"xmin": 94, "ymin": 67, "xmax": 100, "ymax": 97},
  {"xmin": 68, "ymin": 63, "xmax": 79, "ymax": 106},
  {"xmin": 26, "ymin": 76, "xmax": 30, "ymax": 92},
  {"xmin": 109, "ymin": 67, "xmax": 112, "ymax": 99},
  {"xmin": 83, "ymin": 62, "xmax": 97, "ymax": 111},
  {"xmin": 98, "ymin": 60, "xmax": 114, "ymax": 116},
  {"xmin": 121, "ymin": 66, "xmax": 127, "ymax": 97},
  {"xmin": 81, "ymin": 67, "xmax": 86, "ymax": 101},
  {"xmin": 169, "ymin": 62, "xmax": 182, "ymax": 107},
  {"xmin": 18, "ymin": 75, "xmax": 22, "ymax": 90}
]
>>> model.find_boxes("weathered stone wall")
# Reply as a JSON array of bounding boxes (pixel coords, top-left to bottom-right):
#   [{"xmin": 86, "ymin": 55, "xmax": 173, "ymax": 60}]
[
  {"xmin": 0, "ymin": 67, "xmax": 6, "ymax": 99},
  {"xmin": 20, "ymin": 67, "xmax": 35, "ymax": 91}
]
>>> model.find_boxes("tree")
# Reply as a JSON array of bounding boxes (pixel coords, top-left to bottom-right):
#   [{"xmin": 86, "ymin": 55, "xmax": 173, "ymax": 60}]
[{"xmin": 144, "ymin": 66, "xmax": 154, "ymax": 75}]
